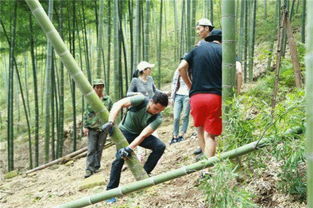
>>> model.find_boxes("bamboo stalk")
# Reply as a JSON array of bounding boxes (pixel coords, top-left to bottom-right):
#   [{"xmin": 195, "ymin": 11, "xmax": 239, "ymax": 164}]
[
  {"xmin": 26, "ymin": 147, "xmax": 87, "ymax": 174},
  {"xmin": 285, "ymin": 13, "xmax": 303, "ymax": 88},
  {"xmin": 25, "ymin": 0, "xmax": 148, "ymax": 181},
  {"xmin": 56, "ymin": 137, "xmax": 272, "ymax": 208},
  {"xmin": 26, "ymin": 142, "xmax": 114, "ymax": 174},
  {"xmin": 305, "ymin": 0, "xmax": 313, "ymax": 206}
]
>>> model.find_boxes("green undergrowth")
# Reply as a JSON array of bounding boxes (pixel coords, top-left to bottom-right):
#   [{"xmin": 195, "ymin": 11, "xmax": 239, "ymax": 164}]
[
  {"xmin": 201, "ymin": 68, "xmax": 306, "ymax": 206},
  {"xmin": 200, "ymin": 160, "xmax": 258, "ymax": 208}
]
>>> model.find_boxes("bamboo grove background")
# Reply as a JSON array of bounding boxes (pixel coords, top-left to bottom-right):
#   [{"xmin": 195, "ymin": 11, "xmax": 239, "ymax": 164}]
[{"xmin": 0, "ymin": 0, "xmax": 307, "ymax": 172}]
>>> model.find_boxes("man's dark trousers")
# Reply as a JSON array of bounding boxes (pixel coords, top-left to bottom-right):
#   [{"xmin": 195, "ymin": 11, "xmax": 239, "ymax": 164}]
[
  {"xmin": 86, "ymin": 129, "xmax": 107, "ymax": 172},
  {"xmin": 107, "ymin": 128, "xmax": 166, "ymax": 190}
]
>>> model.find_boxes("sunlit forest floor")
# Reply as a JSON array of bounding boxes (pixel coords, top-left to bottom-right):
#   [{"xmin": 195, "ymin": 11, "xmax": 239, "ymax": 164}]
[{"xmin": 0, "ymin": 115, "xmax": 306, "ymax": 208}]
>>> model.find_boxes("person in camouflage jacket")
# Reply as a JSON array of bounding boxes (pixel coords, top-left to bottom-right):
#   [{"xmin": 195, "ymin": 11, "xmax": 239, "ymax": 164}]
[{"xmin": 83, "ymin": 79, "xmax": 113, "ymax": 178}]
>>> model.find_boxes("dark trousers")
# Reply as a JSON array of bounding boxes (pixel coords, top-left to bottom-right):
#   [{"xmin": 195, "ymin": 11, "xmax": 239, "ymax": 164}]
[
  {"xmin": 86, "ymin": 129, "xmax": 107, "ymax": 172},
  {"xmin": 107, "ymin": 128, "xmax": 166, "ymax": 190}
]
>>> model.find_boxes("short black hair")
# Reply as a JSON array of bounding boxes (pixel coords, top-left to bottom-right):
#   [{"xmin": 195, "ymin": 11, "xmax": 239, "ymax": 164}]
[{"xmin": 152, "ymin": 92, "xmax": 168, "ymax": 107}]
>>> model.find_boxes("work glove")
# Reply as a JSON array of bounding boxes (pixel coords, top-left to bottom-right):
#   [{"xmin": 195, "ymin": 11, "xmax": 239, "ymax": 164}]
[
  {"xmin": 116, "ymin": 146, "xmax": 133, "ymax": 160},
  {"xmin": 101, "ymin": 121, "xmax": 114, "ymax": 136}
]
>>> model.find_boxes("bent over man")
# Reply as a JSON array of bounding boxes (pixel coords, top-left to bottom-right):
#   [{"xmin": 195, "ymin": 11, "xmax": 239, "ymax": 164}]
[{"xmin": 103, "ymin": 92, "xmax": 168, "ymax": 203}]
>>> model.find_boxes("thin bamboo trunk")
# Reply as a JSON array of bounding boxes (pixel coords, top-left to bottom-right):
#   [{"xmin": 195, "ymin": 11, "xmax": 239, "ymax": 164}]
[
  {"xmin": 143, "ymin": 0, "xmax": 150, "ymax": 61},
  {"xmin": 44, "ymin": 0, "xmax": 54, "ymax": 162},
  {"xmin": 305, "ymin": 0, "xmax": 313, "ymax": 205},
  {"xmin": 29, "ymin": 13, "xmax": 40, "ymax": 167},
  {"xmin": 7, "ymin": 0, "xmax": 17, "ymax": 171},
  {"xmin": 271, "ymin": 8, "xmax": 286, "ymax": 112},
  {"xmin": 25, "ymin": 0, "xmax": 147, "ymax": 181},
  {"xmin": 114, "ymin": 0, "xmax": 121, "ymax": 100},
  {"xmin": 222, "ymin": 0, "xmax": 236, "ymax": 115},
  {"xmin": 157, "ymin": 0, "xmax": 163, "ymax": 88},
  {"xmin": 248, "ymin": 0, "xmax": 256, "ymax": 82},
  {"xmin": 301, "ymin": 0, "xmax": 306, "ymax": 43},
  {"xmin": 96, "ymin": 0, "xmax": 105, "ymax": 78},
  {"xmin": 81, "ymin": 1, "xmax": 92, "ymax": 83}
]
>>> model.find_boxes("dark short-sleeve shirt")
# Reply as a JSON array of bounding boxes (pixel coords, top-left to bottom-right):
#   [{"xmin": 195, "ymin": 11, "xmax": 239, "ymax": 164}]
[
  {"xmin": 184, "ymin": 41, "xmax": 222, "ymax": 96},
  {"xmin": 119, "ymin": 95, "xmax": 162, "ymax": 134}
]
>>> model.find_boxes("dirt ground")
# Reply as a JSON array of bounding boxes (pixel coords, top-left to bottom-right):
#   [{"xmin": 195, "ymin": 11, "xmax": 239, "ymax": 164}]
[{"xmin": 0, "ymin": 109, "xmax": 306, "ymax": 208}]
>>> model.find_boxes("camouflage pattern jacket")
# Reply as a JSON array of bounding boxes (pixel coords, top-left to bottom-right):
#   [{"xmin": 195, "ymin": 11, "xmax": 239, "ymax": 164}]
[{"xmin": 83, "ymin": 95, "xmax": 113, "ymax": 130}]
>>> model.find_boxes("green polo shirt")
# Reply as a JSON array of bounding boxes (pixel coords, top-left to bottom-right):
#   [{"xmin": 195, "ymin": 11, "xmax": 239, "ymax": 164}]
[{"xmin": 119, "ymin": 95, "xmax": 162, "ymax": 134}]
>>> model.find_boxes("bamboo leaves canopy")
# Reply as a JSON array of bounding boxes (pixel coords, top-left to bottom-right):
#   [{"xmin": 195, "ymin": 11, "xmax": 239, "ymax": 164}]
[{"xmin": 24, "ymin": 0, "xmax": 148, "ymax": 181}]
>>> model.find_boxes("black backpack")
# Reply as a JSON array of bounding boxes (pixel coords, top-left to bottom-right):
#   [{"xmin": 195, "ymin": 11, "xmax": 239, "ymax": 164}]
[{"xmin": 122, "ymin": 98, "xmax": 159, "ymax": 125}]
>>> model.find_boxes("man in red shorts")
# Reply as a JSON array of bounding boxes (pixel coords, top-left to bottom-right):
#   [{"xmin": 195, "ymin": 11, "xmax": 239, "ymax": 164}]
[{"xmin": 177, "ymin": 29, "xmax": 222, "ymax": 158}]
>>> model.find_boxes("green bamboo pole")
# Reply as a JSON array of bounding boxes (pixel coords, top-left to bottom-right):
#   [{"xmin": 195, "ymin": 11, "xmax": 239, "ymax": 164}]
[
  {"xmin": 25, "ymin": 0, "xmax": 148, "ymax": 181},
  {"xmin": 222, "ymin": 0, "xmax": 236, "ymax": 113},
  {"xmin": 56, "ymin": 137, "xmax": 272, "ymax": 208},
  {"xmin": 305, "ymin": 0, "xmax": 313, "ymax": 205},
  {"xmin": 96, "ymin": 0, "xmax": 104, "ymax": 78}
]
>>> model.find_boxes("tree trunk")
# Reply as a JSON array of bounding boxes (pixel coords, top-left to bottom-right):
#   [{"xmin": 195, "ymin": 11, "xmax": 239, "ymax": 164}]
[
  {"xmin": 301, "ymin": 0, "xmax": 306, "ymax": 43},
  {"xmin": 285, "ymin": 13, "xmax": 303, "ymax": 88},
  {"xmin": 29, "ymin": 13, "xmax": 40, "ymax": 167},
  {"xmin": 271, "ymin": 9, "xmax": 286, "ymax": 112},
  {"xmin": 106, "ymin": 0, "xmax": 112, "ymax": 93},
  {"xmin": 44, "ymin": 0, "xmax": 54, "ymax": 162},
  {"xmin": 96, "ymin": 0, "xmax": 105, "ymax": 78},
  {"xmin": 7, "ymin": 0, "xmax": 17, "ymax": 171},
  {"xmin": 157, "ymin": 0, "xmax": 163, "ymax": 88},
  {"xmin": 222, "ymin": 0, "xmax": 236, "ymax": 116},
  {"xmin": 143, "ymin": 0, "xmax": 150, "ymax": 61},
  {"xmin": 81, "ymin": 1, "xmax": 92, "ymax": 83},
  {"xmin": 305, "ymin": 0, "xmax": 313, "ymax": 205}
]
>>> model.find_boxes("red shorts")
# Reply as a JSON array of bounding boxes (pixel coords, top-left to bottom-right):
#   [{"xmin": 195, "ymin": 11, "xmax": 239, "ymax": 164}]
[{"xmin": 190, "ymin": 93, "xmax": 222, "ymax": 135}]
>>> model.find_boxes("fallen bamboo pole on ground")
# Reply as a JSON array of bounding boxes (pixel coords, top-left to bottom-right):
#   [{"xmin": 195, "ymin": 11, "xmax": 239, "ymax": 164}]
[
  {"xmin": 26, "ymin": 142, "xmax": 113, "ymax": 174},
  {"xmin": 55, "ymin": 137, "xmax": 271, "ymax": 208}
]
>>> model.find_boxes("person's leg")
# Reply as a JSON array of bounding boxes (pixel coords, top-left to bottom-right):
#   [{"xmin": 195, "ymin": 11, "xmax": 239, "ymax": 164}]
[
  {"xmin": 197, "ymin": 126, "xmax": 205, "ymax": 152},
  {"xmin": 86, "ymin": 129, "xmax": 98, "ymax": 173},
  {"xmin": 180, "ymin": 96, "xmax": 190, "ymax": 138},
  {"xmin": 140, "ymin": 135, "xmax": 166, "ymax": 174},
  {"xmin": 203, "ymin": 132, "xmax": 217, "ymax": 157},
  {"xmin": 106, "ymin": 158, "xmax": 125, "ymax": 190},
  {"xmin": 173, "ymin": 95, "xmax": 183, "ymax": 139},
  {"xmin": 107, "ymin": 129, "xmax": 137, "ymax": 190},
  {"xmin": 95, "ymin": 131, "xmax": 108, "ymax": 170}
]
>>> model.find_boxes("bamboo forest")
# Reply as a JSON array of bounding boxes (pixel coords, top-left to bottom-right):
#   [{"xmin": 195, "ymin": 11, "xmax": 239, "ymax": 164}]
[{"xmin": 0, "ymin": 0, "xmax": 312, "ymax": 207}]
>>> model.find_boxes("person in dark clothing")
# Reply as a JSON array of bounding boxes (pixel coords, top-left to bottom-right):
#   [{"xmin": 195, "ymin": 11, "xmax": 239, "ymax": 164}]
[
  {"xmin": 177, "ymin": 29, "xmax": 223, "ymax": 159},
  {"xmin": 102, "ymin": 92, "xmax": 168, "ymax": 203}
]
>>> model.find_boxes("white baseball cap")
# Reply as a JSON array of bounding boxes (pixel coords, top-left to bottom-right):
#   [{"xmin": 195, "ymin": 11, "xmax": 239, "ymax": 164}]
[
  {"xmin": 197, "ymin": 18, "xmax": 214, "ymax": 27},
  {"xmin": 137, "ymin": 61, "xmax": 155, "ymax": 72}
]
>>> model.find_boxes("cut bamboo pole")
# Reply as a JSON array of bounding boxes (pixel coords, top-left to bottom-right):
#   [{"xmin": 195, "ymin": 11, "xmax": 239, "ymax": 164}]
[
  {"xmin": 56, "ymin": 137, "xmax": 271, "ymax": 208},
  {"xmin": 26, "ymin": 142, "xmax": 114, "ymax": 174},
  {"xmin": 24, "ymin": 0, "xmax": 148, "ymax": 181}
]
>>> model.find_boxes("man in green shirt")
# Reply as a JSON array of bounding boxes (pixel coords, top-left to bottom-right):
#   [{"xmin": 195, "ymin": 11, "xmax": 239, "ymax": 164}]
[
  {"xmin": 102, "ymin": 92, "xmax": 168, "ymax": 203},
  {"xmin": 83, "ymin": 79, "xmax": 113, "ymax": 178}
]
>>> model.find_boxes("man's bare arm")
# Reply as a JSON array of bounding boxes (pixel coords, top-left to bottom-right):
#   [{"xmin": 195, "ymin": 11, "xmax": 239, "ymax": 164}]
[{"xmin": 177, "ymin": 60, "xmax": 191, "ymax": 89}]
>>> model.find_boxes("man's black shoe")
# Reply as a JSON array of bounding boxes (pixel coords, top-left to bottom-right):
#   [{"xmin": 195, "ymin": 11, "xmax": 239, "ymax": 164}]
[
  {"xmin": 193, "ymin": 147, "xmax": 202, "ymax": 155},
  {"xmin": 176, "ymin": 136, "xmax": 184, "ymax": 142},
  {"xmin": 169, "ymin": 138, "xmax": 177, "ymax": 145}
]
